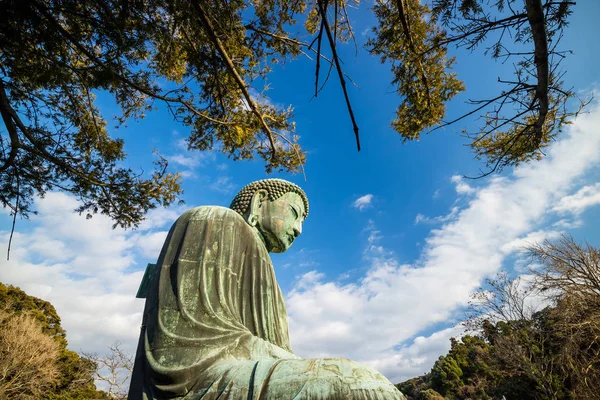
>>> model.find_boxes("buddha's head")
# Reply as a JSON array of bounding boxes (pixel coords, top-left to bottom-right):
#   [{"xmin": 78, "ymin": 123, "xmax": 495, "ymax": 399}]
[{"xmin": 230, "ymin": 179, "xmax": 309, "ymax": 253}]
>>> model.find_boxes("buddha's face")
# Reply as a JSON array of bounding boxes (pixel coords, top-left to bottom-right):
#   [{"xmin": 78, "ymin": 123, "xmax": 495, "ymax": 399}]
[{"xmin": 252, "ymin": 191, "xmax": 305, "ymax": 253}]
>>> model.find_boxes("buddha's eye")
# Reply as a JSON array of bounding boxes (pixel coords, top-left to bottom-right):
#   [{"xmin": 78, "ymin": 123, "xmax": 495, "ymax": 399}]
[{"xmin": 290, "ymin": 205, "xmax": 299, "ymax": 219}]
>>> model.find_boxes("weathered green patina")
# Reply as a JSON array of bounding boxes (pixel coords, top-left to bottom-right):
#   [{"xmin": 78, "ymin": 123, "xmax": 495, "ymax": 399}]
[{"xmin": 129, "ymin": 179, "xmax": 405, "ymax": 399}]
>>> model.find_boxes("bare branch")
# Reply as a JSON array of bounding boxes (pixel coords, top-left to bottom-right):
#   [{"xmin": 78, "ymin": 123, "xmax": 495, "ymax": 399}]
[
  {"xmin": 317, "ymin": 0, "xmax": 361, "ymax": 151},
  {"xmin": 81, "ymin": 342, "xmax": 133, "ymax": 399}
]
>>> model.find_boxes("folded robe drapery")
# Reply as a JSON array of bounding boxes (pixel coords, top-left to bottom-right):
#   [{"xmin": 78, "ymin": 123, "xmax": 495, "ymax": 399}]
[{"xmin": 129, "ymin": 206, "xmax": 404, "ymax": 400}]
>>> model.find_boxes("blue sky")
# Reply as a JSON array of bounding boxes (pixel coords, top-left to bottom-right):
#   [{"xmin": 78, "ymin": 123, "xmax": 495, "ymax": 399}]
[{"xmin": 1, "ymin": 1, "xmax": 600, "ymax": 385}]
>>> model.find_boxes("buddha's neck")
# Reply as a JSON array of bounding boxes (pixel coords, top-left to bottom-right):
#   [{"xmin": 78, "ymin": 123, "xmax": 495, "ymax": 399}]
[{"xmin": 251, "ymin": 225, "xmax": 270, "ymax": 251}]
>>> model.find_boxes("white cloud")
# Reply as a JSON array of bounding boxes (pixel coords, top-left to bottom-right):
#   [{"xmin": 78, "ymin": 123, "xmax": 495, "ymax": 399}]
[
  {"xmin": 166, "ymin": 137, "xmax": 216, "ymax": 173},
  {"xmin": 366, "ymin": 325, "xmax": 464, "ymax": 382},
  {"xmin": 500, "ymin": 229, "xmax": 562, "ymax": 255},
  {"xmin": 294, "ymin": 270, "xmax": 325, "ymax": 290},
  {"xmin": 134, "ymin": 231, "xmax": 169, "ymax": 260},
  {"xmin": 450, "ymin": 175, "xmax": 475, "ymax": 194},
  {"xmin": 552, "ymin": 218, "xmax": 584, "ymax": 229},
  {"xmin": 0, "ymin": 193, "xmax": 183, "ymax": 358},
  {"xmin": 287, "ymin": 100, "xmax": 600, "ymax": 383},
  {"xmin": 168, "ymin": 154, "xmax": 203, "ymax": 168},
  {"xmin": 364, "ymin": 221, "xmax": 388, "ymax": 256},
  {"xmin": 553, "ymin": 182, "xmax": 600, "ymax": 215},
  {"xmin": 353, "ymin": 194, "xmax": 374, "ymax": 211},
  {"xmin": 137, "ymin": 206, "xmax": 187, "ymax": 232}
]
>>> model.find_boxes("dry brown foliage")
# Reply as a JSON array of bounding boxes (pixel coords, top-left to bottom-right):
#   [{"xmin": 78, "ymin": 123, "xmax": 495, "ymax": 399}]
[
  {"xmin": 0, "ymin": 305, "xmax": 60, "ymax": 399},
  {"xmin": 466, "ymin": 236, "xmax": 600, "ymax": 399},
  {"xmin": 528, "ymin": 236, "xmax": 600, "ymax": 399}
]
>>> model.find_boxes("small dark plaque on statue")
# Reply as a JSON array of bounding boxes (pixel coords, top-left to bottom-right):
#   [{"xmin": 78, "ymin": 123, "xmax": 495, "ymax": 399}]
[{"xmin": 135, "ymin": 263, "xmax": 157, "ymax": 299}]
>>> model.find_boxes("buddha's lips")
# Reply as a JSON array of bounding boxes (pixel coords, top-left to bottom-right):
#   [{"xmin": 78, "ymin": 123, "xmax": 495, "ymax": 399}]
[{"xmin": 287, "ymin": 233, "xmax": 295, "ymax": 244}]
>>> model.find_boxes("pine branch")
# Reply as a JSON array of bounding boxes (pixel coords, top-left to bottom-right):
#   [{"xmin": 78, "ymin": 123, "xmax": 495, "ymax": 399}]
[
  {"xmin": 191, "ymin": 0, "xmax": 278, "ymax": 162},
  {"xmin": 395, "ymin": 0, "xmax": 432, "ymax": 108},
  {"xmin": 6, "ymin": 105, "xmax": 110, "ymax": 188}
]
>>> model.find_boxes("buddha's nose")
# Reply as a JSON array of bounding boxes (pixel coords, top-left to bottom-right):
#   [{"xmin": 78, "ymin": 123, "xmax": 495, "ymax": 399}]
[{"xmin": 293, "ymin": 224, "xmax": 302, "ymax": 237}]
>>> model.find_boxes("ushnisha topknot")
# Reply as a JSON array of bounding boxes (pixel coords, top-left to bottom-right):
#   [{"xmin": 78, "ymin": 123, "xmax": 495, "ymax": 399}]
[{"xmin": 229, "ymin": 178, "xmax": 309, "ymax": 219}]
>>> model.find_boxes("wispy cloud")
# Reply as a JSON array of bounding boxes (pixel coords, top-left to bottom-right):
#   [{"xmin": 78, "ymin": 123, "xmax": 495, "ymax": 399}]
[
  {"xmin": 280, "ymin": 248, "xmax": 321, "ymax": 271},
  {"xmin": 166, "ymin": 137, "xmax": 216, "ymax": 175},
  {"xmin": 414, "ymin": 207, "xmax": 459, "ymax": 225},
  {"xmin": 210, "ymin": 176, "xmax": 236, "ymax": 194},
  {"xmin": 168, "ymin": 154, "xmax": 203, "ymax": 168},
  {"xmin": 553, "ymin": 182, "xmax": 600, "ymax": 215},
  {"xmin": 353, "ymin": 194, "xmax": 374, "ymax": 211}
]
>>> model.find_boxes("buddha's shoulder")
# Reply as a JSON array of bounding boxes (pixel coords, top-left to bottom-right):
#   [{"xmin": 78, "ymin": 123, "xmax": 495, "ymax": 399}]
[{"xmin": 180, "ymin": 206, "xmax": 245, "ymax": 223}]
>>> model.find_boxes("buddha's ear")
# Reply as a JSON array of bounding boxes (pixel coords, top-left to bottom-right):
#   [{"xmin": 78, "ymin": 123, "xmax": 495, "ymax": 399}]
[{"xmin": 248, "ymin": 189, "xmax": 268, "ymax": 223}]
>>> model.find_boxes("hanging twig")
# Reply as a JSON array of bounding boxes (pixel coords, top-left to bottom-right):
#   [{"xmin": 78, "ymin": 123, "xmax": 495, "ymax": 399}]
[
  {"xmin": 7, "ymin": 170, "xmax": 19, "ymax": 261},
  {"xmin": 315, "ymin": 19, "xmax": 324, "ymax": 97},
  {"xmin": 245, "ymin": 24, "xmax": 358, "ymax": 88},
  {"xmin": 317, "ymin": 0, "xmax": 361, "ymax": 151}
]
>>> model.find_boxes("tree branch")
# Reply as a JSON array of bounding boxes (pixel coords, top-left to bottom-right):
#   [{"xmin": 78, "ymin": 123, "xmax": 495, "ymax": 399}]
[
  {"xmin": 5, "ymin": 101, "xmax": 110, "ymax": 188},
  {"xmin": 191, "ymin": 0, "xmax": 278, "ymax": 161},
  {"xmin": 395, "ymin": 0, "xmax": 432, "ymax": 108},
  {"xmin": 525, "ymin": 0, "xmax": 550, "ymax": 147},
  {"xmin": 317, "ymin": 0, "xmax": 361, "ymax": 151},
  {"xmin": 33, "ymin": 2, "xmax": 233, "ymax": 127},
  {"xmin": 0, "ymin": 81, "xmax": 20, "ymax": 173}
]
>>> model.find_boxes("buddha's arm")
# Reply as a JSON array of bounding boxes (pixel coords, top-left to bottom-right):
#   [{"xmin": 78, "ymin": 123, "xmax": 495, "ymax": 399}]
[{"xmin": 249, "ymin": 335, "xmax": 300, "ymax": 360}]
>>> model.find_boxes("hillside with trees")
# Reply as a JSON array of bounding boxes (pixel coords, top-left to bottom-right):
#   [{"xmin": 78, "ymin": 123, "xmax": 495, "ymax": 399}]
[
  {"xmin": 396, "ymin": 236, "xmax": 600, "ymax": 400},
  {"xmin": 0, "ymin": 283, "xmax": 110, "ymax": 399}
]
